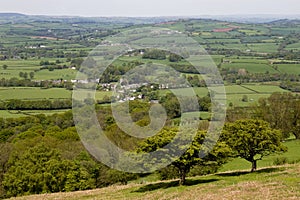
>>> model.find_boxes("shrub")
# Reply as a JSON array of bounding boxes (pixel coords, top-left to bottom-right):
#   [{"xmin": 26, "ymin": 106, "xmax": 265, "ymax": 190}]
[{"xmin": 273, "ymin": 157, "xmax": 288, "ymax": 166}]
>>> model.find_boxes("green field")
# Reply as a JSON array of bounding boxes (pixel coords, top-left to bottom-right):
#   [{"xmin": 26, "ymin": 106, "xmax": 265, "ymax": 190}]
[
  {"xmin": 159, "ymin": 87, "xmax": 209, "ymax": 97},
  {"xmin": 223, "ymin": 85, "xmax": 255, "ymax": 94},
  {"xmin": 0, "ymin": 87, "xmax": 71, "ymax": 100},
  {"xmin": 0, "ymin": 109, "xmax": 70, "ymax": 118},
  {"xmin": 221, "ymin": 139, "xmax": 300, "ymax": 172},
  {"xmin": 247, "ymin": 43, "xmax": 279, "ymax": 53},
  {"xmin": 276, "ymin": 64, "xmax": 300, "ymax": 75},
  {"xmin": 222, "ymin": 62, "xmax": 277, "ymax": 73},
  {"xmin": 159, "ymin": 84, "xmax": 288, "ymax": 107},
  {"xmin": 228, "ymin": 57, "xmax": 269, "ymax": 64},
  {"xmin": 285, "ymin": 42, "xmax": 300, "ymax": 51},
  {"xmin": 0, "ymin": 59, "xmax": 78, "ymax": 80},
  {"xmin": 182, "ymin": 111, "xmax": 211, "ymax": 120},
  {"xmin": 34, "ymin": 69, "xmax": 80, "ymax": 80},
  {"xmin": 241, "ymin": 84, "xmax": 289, "ymax": 93}
]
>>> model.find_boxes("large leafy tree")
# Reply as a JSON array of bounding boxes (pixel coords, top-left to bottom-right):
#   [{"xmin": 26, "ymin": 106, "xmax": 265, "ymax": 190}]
[
  {"xmin": 137, "ymin": 128, "xmax": 230, "ymax": 185},
  {"xmin": 222, "ymin": 119, "xmax": 287, "ymax": 172}
]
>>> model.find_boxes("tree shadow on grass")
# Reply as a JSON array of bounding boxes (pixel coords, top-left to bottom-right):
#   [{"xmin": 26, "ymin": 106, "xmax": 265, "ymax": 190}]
[
  {"xmin": 216, "ymin": 167, "xmax": 283, "ymax": 177},
  {"xmin": 134, "ymin": 178, "xmax": 219, "ymax": 193}
]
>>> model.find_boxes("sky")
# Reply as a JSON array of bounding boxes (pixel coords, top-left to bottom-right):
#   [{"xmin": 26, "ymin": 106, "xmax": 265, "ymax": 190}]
[{"xmin": 0, "ymin": 0, "xmax": 299, "ymax": 17}]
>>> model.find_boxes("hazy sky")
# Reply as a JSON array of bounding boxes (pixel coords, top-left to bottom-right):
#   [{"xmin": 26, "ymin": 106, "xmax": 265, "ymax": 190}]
[{"xmin": 1, "ymin": 0, "xmax": 299, "ymax": 17}]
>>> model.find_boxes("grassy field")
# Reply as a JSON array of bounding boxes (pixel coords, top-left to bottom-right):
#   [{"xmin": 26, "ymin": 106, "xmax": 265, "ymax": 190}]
[
  {"xmin": 182, "ymin": 111, "xmax": 211, "ymax": 120},
  {"xmin": 285, "ymin": 42, "xmax": 300, "ymax": 51},
  {"xmin": 0, "ymin": 87, "xmax": 112, "ymax": 118},
  {"xmin": 159, "ymin": 87, "xmax": 209, "ymax": 97},
  {"xmin": 225, "ymin": 84, "xmax": 288, "ymax": 107},
  {"xmin": 159, "ymin": 84, "xmax": 289, "ymax": 107},
  {"xmin": 0, "ymin": 109, "xmax": 71, "ymax": 118},
  {"xmin": 247, "ymin": 43, "xmax": 279, "ymax": 53},
  {"xmin": 0, "ymin": 59, "xmax": 79, "ymax": 80},
  {"xmin": 0, "ymin": 87, "xmax": 71, "ymax": 100},
  {"xmin": 9, "ymin": 163, "xmax": 300, "ymax": 200},
  {"xmin": 220, "ymin": 139, "xmax": 300, "ymax": 172},
  {"xmin": 222, "ymin": 62, "xmax": 276, "ymax": 74},
  {"xmin": 34, "ymin": 69, "xmax": 79, "ymax": 80},
  {"xmin": 241, "ymin": 84, "xmax": 288, "ymax": 93},
  {"xmin": 276, "ymin": 64, "xmax": 300, "ymax": 75}
]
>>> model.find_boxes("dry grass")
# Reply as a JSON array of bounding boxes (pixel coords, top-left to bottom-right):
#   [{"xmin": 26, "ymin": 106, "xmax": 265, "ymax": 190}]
[{"xmin": 8, "ymin": 164, "xmax": 300, "ymax": 200}]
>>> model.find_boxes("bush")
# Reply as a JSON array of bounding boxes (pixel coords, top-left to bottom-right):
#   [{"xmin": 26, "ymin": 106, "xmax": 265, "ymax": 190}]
[
  {"xmin": 273, "ymin": 157, "xmax": 288, "ymax": 166},
  {"xmin": 288, "ymin": 159, "xmax": 300, "ymax": 164},
  {"xmin": 188, "ymin": 165, "xmax": 219, "ymax": 177},
  {"xmin": 159, "ymin": 165, "xmax": 179, "ymax": 180}
]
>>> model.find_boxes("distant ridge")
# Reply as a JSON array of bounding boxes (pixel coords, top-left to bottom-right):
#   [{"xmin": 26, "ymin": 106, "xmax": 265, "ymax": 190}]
[
  {"xmin": 0, "ymin": 13, "xmax": 26, "ymax": 17},
  {"xmin": 0, "ymin": 12, "xmax": 299, "ymax": 24}
]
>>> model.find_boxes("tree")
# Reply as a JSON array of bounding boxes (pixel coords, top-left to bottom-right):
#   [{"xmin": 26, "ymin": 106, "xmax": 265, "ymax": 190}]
[
  {"xmin": 18, "ymin": 72, "xmax": 24, "ymax": 79},
  {"xmin": 159, "ymin": 93, "xmax": 181, "ymax": 119},
  {"xmin": 241, "ymin": 95, "xmax": 248, "ymax": 102},
  {"xmin": 29, "ymin": 72, "xmax": 34, "ymax": 80},
  {"xmin": 137, "ymin": 128, "xmax": 230, "ymax": 185},
  {"xmin": 142, "ymin": 49, "xmax": 166, "ymax": 60},
  {"xmin": 169, "ymin": 53, "xmax": 182, "ymax": 62},
  {"xmin": 2, "ymin": 65, "xmax": 7, "ymax": 70},
  {"xmin": 254, "ymin": 92, "xmax": 300, "ymax": 139},
  {"xmin": 222, "ymin": 119, "xmax": 287, "ymax": 172}
]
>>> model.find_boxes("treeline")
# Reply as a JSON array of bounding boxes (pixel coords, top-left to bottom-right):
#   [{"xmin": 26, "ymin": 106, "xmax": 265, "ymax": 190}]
[
  {"xmin": 0, "ymin": 99, "xmax": 72, "ymax": 110},
  {"xmin": 0, "ymin": 78, "xmax": 73, "ymax": 90},
  {"xmin": 227, "ymin": 92, "xmax": 300, "ymax": 139},
  {"xmin": 280, "ymin": 81, "xmax": 300, "ymax": 92},
  {"xmin": 220, "ymin": 68, "xmax": 300, "ymax": 84},
  {"xmin": 159, "ymin": 93, "xmax": 211, "ymax": 119}
]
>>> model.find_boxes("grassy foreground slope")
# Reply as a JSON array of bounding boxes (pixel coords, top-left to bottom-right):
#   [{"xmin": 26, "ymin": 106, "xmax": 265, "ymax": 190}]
[{"xmin": 8, "ymin": 164, "xmax": 300, "ymax": 200}]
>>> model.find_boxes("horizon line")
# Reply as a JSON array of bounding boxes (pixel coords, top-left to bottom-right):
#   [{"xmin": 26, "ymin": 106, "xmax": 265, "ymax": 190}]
[{"xmin": 1, "ymin": 12, "xmax": 300, "ymax": 19}]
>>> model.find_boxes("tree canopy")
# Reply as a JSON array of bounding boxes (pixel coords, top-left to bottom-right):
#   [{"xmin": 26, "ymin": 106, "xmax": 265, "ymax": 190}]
[
  {"xmin": 137, "ymin": 128, "xmax": 231, "ymax": 185},
  {"xmin": 222, "ymin": 119, "xmax": 287, "ymax": 172},
  {"xmin": 254, "ymin": 92, "xmax": 300, "ymax": 139}
]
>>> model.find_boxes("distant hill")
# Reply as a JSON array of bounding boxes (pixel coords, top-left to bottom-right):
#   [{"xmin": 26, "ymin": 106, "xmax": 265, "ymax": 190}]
[
  {"xmin": 0, "ymin": 13, "xmax": 26, "ymax": 17},
  {"xmin": 0, "ymin": 12, "xmax": 299, "ymax": 25}
]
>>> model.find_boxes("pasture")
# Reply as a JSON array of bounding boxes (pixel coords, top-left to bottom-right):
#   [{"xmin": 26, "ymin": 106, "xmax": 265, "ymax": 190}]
[
  {"xmin": 0, "ymin": 87, "xmax": 71, "ymax": 100},
  {"xmin": 276, "ymin": 64, "xmax": 300, "ymax": 75},
  {"xmin": 247, "ymin": 43, "xmax": 279, "ymax": 53},
  {"xmin": 0, "ymin": 109, "xmax": 70, "ymax": 118},
  {"xmin": 34, "ymin": 69, "xmax": 79, "ymax": 80},
  {"xmin": 220, "ymin": 139, "xmax": 300, "ymax": 172},
  {"xmin": 285, "ymin": 42, "xmax": 300, "ymax": 51},
  {"xmin": 222, "ymin": 62, "xmax": 277, "ymax": 74}
]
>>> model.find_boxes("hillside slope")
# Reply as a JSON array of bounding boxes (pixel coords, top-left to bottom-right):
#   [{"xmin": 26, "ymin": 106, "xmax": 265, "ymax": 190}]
[{"xmin": 8, "ymin": 164, "xmax": 300, "ymax": 200}]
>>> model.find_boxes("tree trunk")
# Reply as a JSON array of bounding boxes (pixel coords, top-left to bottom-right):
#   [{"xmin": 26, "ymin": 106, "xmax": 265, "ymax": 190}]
[
  {"xmin": 251, "ymin": 160, "xmax": 257, "ymax": 172},
  {"xmin": 293, "ymin": 132, "xmax": 300, "ymax": 140},
  {"xmin": 179, "ymin": 170, "xmax": 186, "ymax": 185}
]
